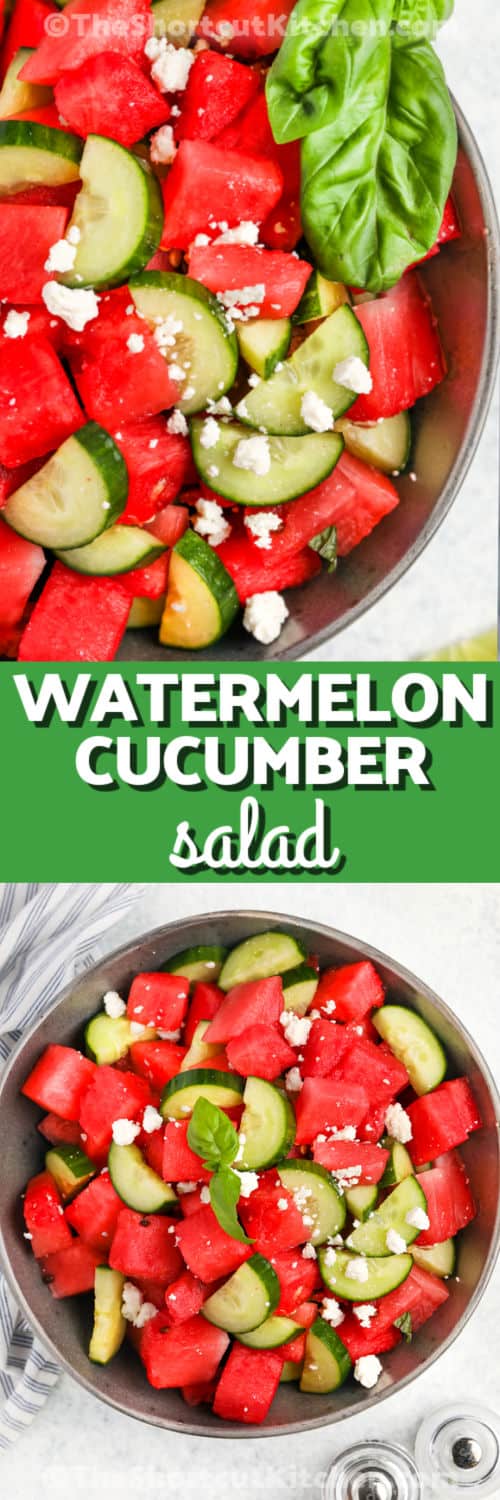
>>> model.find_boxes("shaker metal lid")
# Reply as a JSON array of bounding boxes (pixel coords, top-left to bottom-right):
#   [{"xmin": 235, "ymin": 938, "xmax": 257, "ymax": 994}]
[
  {"xmin": 322, "ymin": 1441, "xmax": 421, "ymax": 1500},
  {"xmin": 415, "ymin": 1404, "xmax": 500, "ymax": 1496}
]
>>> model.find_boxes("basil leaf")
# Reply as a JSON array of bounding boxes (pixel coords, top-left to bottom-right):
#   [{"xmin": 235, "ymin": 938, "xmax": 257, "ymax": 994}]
[
  {"xmin": 301, "ymin": 35, "xmax": 457, "ymax": 290},
  {"xmin": 309, "ymin": 525, "xmax": 337, "ymax": 571},
  {"xmin": 394, "ymin": 1312, "xmax": 413, "ymax": 1342},
  {"xmin": 187, "ymin": 1097, "xmax": 239, "ymax": 1171},
  {"xmin": 393, "ymin": 0, "xmax": 454, "ymax": 38},
  {"xmin": 209, "ymin": 1168, "xmax": 253, "ymax": 1244},
  {"xmin": 266, "ymin": 0, "xmax": 353, "ymax": 145}
]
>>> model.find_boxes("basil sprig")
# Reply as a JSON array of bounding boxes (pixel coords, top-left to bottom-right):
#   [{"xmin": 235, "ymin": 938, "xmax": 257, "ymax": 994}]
[{"xmin": 187, "ymin": 1098, "xmax": 253, "ymax": 1245}]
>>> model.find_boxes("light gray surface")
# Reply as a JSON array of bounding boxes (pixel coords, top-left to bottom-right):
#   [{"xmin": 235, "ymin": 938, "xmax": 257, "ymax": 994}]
[
  {"xmin": 2, "ymin": 883, "xmax": 499, "ymax": 1497},
  {"xmin": 306, "ymin": 0, "xmax": 499, "ymax": 662}
]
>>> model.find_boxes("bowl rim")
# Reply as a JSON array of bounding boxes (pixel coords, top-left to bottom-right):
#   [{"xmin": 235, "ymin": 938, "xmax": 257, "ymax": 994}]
[{"xmin": 1, "ymin": 908, "xmax": 499, "ymax": 1440}]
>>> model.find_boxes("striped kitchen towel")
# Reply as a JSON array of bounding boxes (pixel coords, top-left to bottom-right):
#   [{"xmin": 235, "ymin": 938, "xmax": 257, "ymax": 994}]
[{"xmin": 0, "ymin": 882, "xmax": 138, "ymax": 1449}]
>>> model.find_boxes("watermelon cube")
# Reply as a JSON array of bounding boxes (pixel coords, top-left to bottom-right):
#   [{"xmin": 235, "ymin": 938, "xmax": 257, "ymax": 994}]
[
  {"xmin": 162, "ymin": 1120, "xmax": 211, "ymax": 1184},
  {"xmin": 163, "ymin": 1269, "xmax": 207, "ymax": 1324},
  {"xmin": 270, "ymin": 1249, "xmax": 319, "ymax": 1315},
  {"xmin": 204, "ymin": 977, "xmax": 283, "ymax": 1045},
  {"xmin": 18, "ymin": 566, "xmax": 131, "ymax": 663},
  {"xmin": 213, "ymin": 1344, "xmax": 283, "ymax": 1423},
  {"xmin": 339, "ymin": 1037, "xmax": 409, "ymax": 1106},
  {"xmin": 22, "ymin": 1044, "xmax": 96, "ymax": 1121},
  {"xmin": 294, "ymin": 1079, "xmax": 370, "ymax": 1145},
  {"xmin": 0, "ymin": 518, "xmax": 46, "ymax": 654},
  {"xmin": 54, "ymin": 53, "xmax": 170, "ymax": 148},
  {"xmin": 23, "ymin": 1170, "xmax": 73, "ymax": 1258},
  {"xmin": 0, "ymin": 204, "xmax": 68, "ymax": 303},
  {"xmin": 78, "ymin": 1065, "xmax": 152, "ymax": 1158},
  {"xmin": 313, "ymin": 1138, "xmax": 389, "ymax": 1185},
  {"xmin": 41, "ymin": 1239, "xmax": 103, "ymax": 1297},
  {"xmin": 239, "ymin": 1184, "xmax": 310, "ymax": 1253},
  {"xmin": 184, "ymin": 983, "xmax": 224, "ymax": 1048},
  {"xmin": 160, "ymin": 140, "xmax": 283, "ymax": 250},
  {"xmin": 113, "ymin": 418, "xmax": 191, "ymax": 527},
  {"xmin": 314, "ymin": 962, "xmax": 385, "ymax": 1022},
  {"xmin": 130, "ymin": 1040, "xmax": 187, "ymax": 1091},
  {"xmin": 66, "ymin": 289, "xmax": 180, "ymax": 426},
  {"xmin": 175, "ymin": 50, "xmax": 259, "ymax": 141},
  {"xmin": 301, "ymin": 1018, "xmax": 349, "ymax": 1077},
  {"xmin": 64, "ymin": 1169, "xmax": 122, "ymax": 1251},
  {"xmin": 176, "ymin": 1204, "xmax": 252, "ymax": 1282},
  {"xmin": 188, "ymin": 244, "xmax": 312, "ymax": 320},
  {"xmin": 140, "ymin": 1311, "xmax": 229, "ymax": 1389},
  {"xmin": 126, "ymin": 971, "xmax": 190, "ymax": 1031},
  {"xmin": 416, "ymin": 1154, "xmax": 476, "ymax": 1245},
  {"xmin": 226, "ymin": 1024, "xmax": 297, "ymax": 1080},
  {"xmin": 37, "ymin": 1113, "xmax": 83, "ymax": 1148},
  {"xmin": 407, "ymin": 1079, "xmax": 482, "ymax": 1167},
  {"xmin": 0, "ymin": 337, "xmax": 84, "ymax": 466},
  {"xmin": 109, "ymin": 1208, "xmax": 183, "ymax": 1282}
]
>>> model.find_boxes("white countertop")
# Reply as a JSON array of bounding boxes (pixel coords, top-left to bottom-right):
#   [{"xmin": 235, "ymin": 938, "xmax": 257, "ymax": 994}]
[
  {"xmin": 2, "ymin": 883, "xmax": 499, "ymax": 1498},
  {"xmin": 306, "ymin": 0, "xmax": 499, "ymax": 662}
]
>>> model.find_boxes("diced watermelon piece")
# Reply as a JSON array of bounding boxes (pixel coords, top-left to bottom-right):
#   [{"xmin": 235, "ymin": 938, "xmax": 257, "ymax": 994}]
[
  {"xmin": 405, "ymin": 1264, "xmax": 450, "ymax": 1330},
  {"xmin": 184, "ymin": 982, "xmax": 224, "ymax": 1048},
  {"xmin": 363, "ymin": 1264, "xmax": 450, "ymax": 1339},
  {"xmin": 174, "ymin": 50, "xmax": 259, "ymax": 142},
  {"xmin": 338, "ymin": 1318, "xmax": 401, "ymax": 1362},
  {"xmin": 67, "ymin": 290, "xmax": 179, "ymax": 426},
  {"xmin": 0, "ymin": 0, "xmax": 55, "ymax": 77},
  {"xmin": 215, "ymin": 87, "xmax": 275, "ymax": 154},
  {"xmin": 1, "ymin": 303, "xmax": 65, "ymax": 350},
  {"xmin": 126, "ymin": 971, "xmax": 190, "ymax": 1031},
  {"xmin": 414, "ymin": 194, "xmax": 461, "ymax": 267},
  {"xmin": 20, "ymin": 0, "xmax": 152, "ymax": 83},
  {"xmin": 18, "ymin": 565, "xmax": 131, "ymax": 662},
  {"xmin": 215, "ymin": 525, "xmax": 322, "ymax": 600},
  {"xmin": 270, "ymin": 1249, "xmax": 319, "ymax": 1314},
  {"xmin": 23, "ymin": 1170, "xmax": 73, "ymax": 1257},
  {"xmin": 213, "ymin": 1344, "xmax": 283, "ymax": 1423},
  {"xmin": 78, "ymin": 1065, "xmax": 152, "ymax": 1159},
  {"xmin": 8, "ymin": 103, "xmax": 69, "ymax": 128},
  {"xmin": 179, "ymin": 1185, "xmax": 205, "ymax": 1217},
  {"xmin": 301, "ymin": 1018, "xmax": 349, "ymax": 1078},
  {"xmin": 349, "ymin": 274, "xmax": 446, "ymax": 422},
  {"xmin": 294, "ymin": 1078, "xmax": 370, "ymax": 1145},
  {"xmin": 130, "ymin": 1039, "xmax": 187, "ymax": 1091},
  {"xmin": 22, "ymin": 1044, "xmax": 96, "ymax": 1121},
  {"xmin": 54, "ymin": 53, "xmax": 169, "ymax": 147},
  {"xmin": 0, "ymin": 336, "xmax": 83, "ymax": 466},
  {"xmin": 188, "ymin": 244, "xmax": 312, "ymax": 320},
  {"xmin": 162, "ymin": 1120, "xmax": 211, "ymax": 1184},
  {"xmin": 141, "ymin": 1129, "xmax": 165, "ymax": 1178},
  {"xmin": 239, "ymin": 448, "xmax": 399, "ymax": 561},
  {"xmin": 134, "ymin": 1278, "xmax": 168, "ymax": 1308},
  {"xmin": 41, "ymin": 1239, "xmax": 103, "ymax": 1296},
  {"xmin": 239, "ymin": 1184, "xmax": 310, "ymax": 1253},
  {"xmin": 65, "ymin": 1169, "xmax": 122, "ymax": 1250},
  {"xmin": 113, "ymin": 418, "xmax": 191, "ymax": 526},
  {"xmin": 109, "ymin": 1208, "xmax": 183, "ymax": 1281},
  {"xmin": 314, "ymin": 961, "xmax": 385, "ymax": 1022},
  {"xmin": 140, "ymin": 1311, "xmax": 229, "ymax": 1389},
  {"xmin": 146, "ymin": 502, "xmax": 189, "ymax": 548},
  {"xmin": 163, "ymin": 1269, "xmax": 207, "ymax": 1324},
  {"xmin": 176, "ymin": 1204, "xmax": 252, "ymax": 1281},
  {"xmin": 204, "ymin": 977, "xmax": 283, "ymax": 1045},
  {"xmin": 359, "ymin": 1102, "xmax": 388, "ymax": 1143},
  {"xmin": 338, "ymin": 1037, "xmax": 409, "ymax": 1108},
  {"xmin": 160, "ymin": 141, "xmax": 283, "ymax": 250},
  {"xmin": 182, "ymin": 1378, "xmax": 218, "ymax": 1406},
  {"xmin": 37, "ymin": 1113, "xmax": 83, "ymax": 1147},
  {"xmin": 0, "ymin": 517, "xmax": 45, "ymax": 651},
  {"xmin": 226, "ymin": 1024, "xmax": 297, "ymax": 1081},
  {"xmin": 416, "ymin": 1153, "xmax": 476, "ymax": 1245},
  {"xmin": 281, "ymin": 1331, "xmax": 307, "ymax": 1363},
  {"xmin": 261, "ymin": 190, "xmax": 302, "ymax": 252},
  {"xmin": 407, "ymin": 1079, "xmax": 482, "ymax": 1167},
  {"xmin": 199, "ymin": 0, "xmax": 296, "ymax": 58},
  {"xmin": 313, "ymin": 1138, "xmax": 389, "ymax": 1185},
  {"xmin": 0, "ymin": 204, "xmax": 68, "ymax": 302}
]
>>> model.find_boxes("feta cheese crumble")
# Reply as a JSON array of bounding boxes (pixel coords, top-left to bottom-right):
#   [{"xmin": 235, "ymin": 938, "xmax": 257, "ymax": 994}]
[
  {"xmin": 134, "ymin": 1300, "xmax": 158, "ymax": 1329},
  {"xmin": 148, "ymin": 41, "xmax": 194, "ymax": 94},
  {"xmin": 406, "ymin": 1206, "xmax": 430, "ymax": 1231},
  {"xmin": 218, "ymin": 284, "xmax": 265, "ymax": 312},
  {"xmin": 3, "ymin": 309, "xmax": 30, "ymax": 339},
  {"xmin": 194, "ymin": 497, "xmax": 231, "ymax": 547},
  {"xmin": 323, "ymin": 999, "xmax": 336, "ymax": 1015},
  {"xmin": 321, "ymin": 1297, "xmax": 344, "ymax": 1328},
  {"xmin": 333, "ymin": 355, "xmax": 373, "ymax": 395},
  {"xmin": 384, "ymin": 1102, "xmax": 413, "ymax": 1143},
  {"xmin": 150, "ymin": 124, "xmax": 177, "ymax": 164},
  {"xmin": 198, "ymin": 416, "xmax": 220, "ymax": 450},
  {"xmin": 176, "ymin": 1181, "xmax": 198, "ymax": 1194},
  {"xmin": 44, "ymin": 238, "xmax": 77, "ymax": 274},
  {"xmin": 300, "ymin": 389, "xmax": 334, "ymax": 433},
  {"xmin": 386, "ymin": 1228, "xmax": 407, "ymax": 1255},
  {"xmin": 167, "ymin": 410, "xmax": 188, "ymax": 436},
  {"xmin": 103, "ymin": 990, "xmax": 126, "ymax": 1019},
  {"xmin": 199, "ymin": 1184, "xmax": 211, "ymax": 1203},
  {"xmin": 234, "ymin": 1170, "xmax": 259, "ymax": 1198},
  {"xmin": 215, "ymin": 222, "xmax": 260, "ymax": 246},
  {"xmin": 206, "ymin": 395, "xmax": 232, "ymax": 416},
  {"xmin": 285, "ymin": 1066, "xmax": 303, "ymax": 1093},
  {"xmin": 244, "ymin": 510, "xmax": 282, "ymax": 550},
  {"xmin": 121, "ymin": 1282, "xmax": 157, "ymax": 1328},
  {"xmin": 354, "ymin": 1355, "xmax": 382, "ymax": 1389},
  {"xmin": 280, "ymin": 1011, "xmax": 312, "ymax": 1047},
  {"xmin": 302, "ymin": 1242, "xmax": 317, "ymax": 1259},
  {"xmin": 111, "ymin": 1118, "xmax": 141, "ymax": 1146},
  {"xmin": 353, "ymin": 1303, "xmax": 377, "ymax": 1327},
  {"xmin": 243, "ymin": 590, "xmax": 289, "ymax": 644},
  {"xmin": 345, "ymin": 1258, "xmax": 369, "ymax": 1283},
  {"xmin": 277, "ymin": 1197, "xmax": 289, "ymax": 1211},
  {"xmin": 142, "ymin": 1105, "xmax": 163, "ymax": 1134},
  {"xmin": 322, "ymin": 1246, "xmax": 337, "ymax": 1267},
  {"xmin": 41, "ymin": 282, "xmax": 99, "ymax": 331},
  {"xmin": 126, "ymin": 332, "xmax": 145, "ymax": 354}
]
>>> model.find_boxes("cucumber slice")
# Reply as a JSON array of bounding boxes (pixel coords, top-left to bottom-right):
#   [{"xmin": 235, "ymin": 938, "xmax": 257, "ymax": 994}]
[
  {"xmin": 300, "ymin": 1318, "xmax": 352, "ymax": 1393},
  {"xmin": 89, "ymin": 1267, "xmax": 126, "ymax": 1365},
  {"xmin": 3, "ymin": 423, "xmax": 127, "ymax": 549},
  {"xmin": 238, "ymin": 1313, "xmax": 302, "ymax": 1349},
  {"xmin": 64, "ymin": 136, "xmax": 163, "ymax": 290},
  {"xmin": 191, "ymin": 417, "xmax": 343, "ymax": 506},
  {"xmin": 56, "ymin": 525, "xmax": 165, "ymax": 577},
  {"xmin": 219, "ymin": 931, "xmax": 307, "ymax": 989},
  {"xmin": 160, "ymin": 1067, "xmax": 244, "ymax": 1119},
  {"xmin": 127, "ymin": 596, "xmax": 165, "ymax": 628},
  {"xmin": 45, "ymin": 1145, "xmax": 95, "ymax": 1200},
  {"xmin": 85, "ymin": 1013, "xmax": 155, "ymax": 1065},
  {"xmin": 381, "ymin": 1138, "xmax": 414, "ymax": 1188},
  {"xmin": 235, "ymin": 305, "xmax": 369, "ymax": 436},
  {"xmin": 0, "ymin": 49, "xmax": 52, "ymax": 119},
  {"xmin": 108, "ymin": 1141, "xmax": 177, "ymax": 1213},
  {"xmin": 130, "ymin": 272, "xmax": 238, "ymax": 414},
  {"xmin": 373, "ymin": 1006, "xmax": 447, "ymax": 1096},
  {"xmin": 164, "ymin": 943, "xmax": 227, "ymax": 982},
  {"xmin": 277, "ymin": 1161, "xmax": 346, "ymax": 1245},
  {"xmin": 0, "ymin": 120, "xmax": 82, "ymax": 192},
  {"xmin": 237, "ymin": 317, "xmax": 291, "ymax": 380},
  {"xmin": 153, "ymin": 0, "xmax": 205, "ymax": 44},
  {"xmin": 294, "ymin": 273, "xmax": 350, "ymax": 325},
  {"xmin": 345, "ymin": 1184, "xmax": 378, "ymax": 1221},
  {"xmin": 336, "ymin": 412, "xmax": 411, "ymax": 475},
  {"xmin": 159, "ymin": 529, "xmax": 239, "ymax": 650},
  {"xmin": 202, "ymin": 1253, "xmax": 279, "ymax": 1334},
  {"xmin": 412, "ymin": 1239, "xmax": 456, "ymax": 1278},
  {"xmin": 237, "ymin": 1076, "xmax": 296, "ymax": 1171},
  {"xmin": 319, "ymin": 1248, "xmax": 413, "ymax": 1302},
  {"xmin": 180, "ymin": 1020, "xmax": 222, "ymax": 1071},
  {"xmin": 281, "ymin": 1359, "xmax": 302, "ymax": 1382},
  {"xmin": 348, "ymin": 1177, "xmax": 428, "ymax": 1258},
  {"xmin": 281, "ymin": 963, "xmax": 319, "ymax": 1016}
]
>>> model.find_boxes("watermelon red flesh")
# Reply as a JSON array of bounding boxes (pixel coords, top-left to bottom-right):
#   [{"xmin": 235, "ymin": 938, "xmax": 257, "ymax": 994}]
[
  {"xmin": 314, "ymin": 961, "xmax": 385, "ymax": 1022},
  {"xmin": 126, "ymin": 972, "xmax": 190, "ymax": 1030},
  {"xmin": 405, "ymin": 1264, "xmax": 450, "ymax": 1330},
  {"xmin": 301, "ymin": 1018, "xmax": 350, "ymax": 1078},
  {"xmin": 179, "ymin": 1185, "xmax": 205, "ymax": 1218},
  {"xmin": 359, "ymin": 1102, "xmax": 388, "ymax": 1143},
  {"xmin": 67, "ymin": 290, "xmax": 180, "ymax": 426},
  {"xmin": 109, "ymin": 1208, "xmax": 183, "ymax": 1281},
  {"xmin": 41, "ymin": 1239, "xmax": 103, "ymax": 1296},
  {"xmin": 174, "ymin": 50, "xmax": 260, "ymax": 142},
  {"xmin": 182, "ymin": 1378, "xmax": 218, "ymax": 1407},
  {"xmin": 338, "ymin": 1318, "xmax": 401, "ymax": 1362},
  {"xmin": 0, "ymin": 204, "xmax": 68, "ymax": 302},
  {"xmin": 0, "ymin": 517, "xmax": 45, "ymax": 642},
  {"xmin": 338, "ymin": 1037, "xmax": 409, "ymax": 1108},
  {"xmin": 198, "ymin": 0, "xmax": 296, "ymax": 58},
  {"xmin": 37, "ymin": 1113, "xmax": 83, "ymax": 1147},
  {"xmin": 226, "ymin": 1024, "xmax": 297, "ymax": 1081},
  {"xmin": 0, "ymin": 304, "xmax": 65, "ymax": 351},
  {"xmin": 349, "ymin": 274, "xmax": 446, "ymax": 422},
  {"xmin": 187, "ymin": 244, "xmax": 312, "ymax": 320},
  {"xmin": 239, "ymin": 1184, "xmax": 310, "ymax": 1253},
  {"xmin": 413, "ymin": 193, "xmax": 461, "ymax": 267},
  {"xmin": 204, "ymin": 977, "xmax": 284, "ymax": 1045},
  {"xmin": 0, "ymin": 0, "xmax": 55, "ymax": 77},
  {"xmin": 146, "ymin": 502, "xmax": 189, "ymax": 548},
  {"xmin": 313, "ymin": 1138, "xmax": 389, "ymax": 1185},
  {"xmin": 140, "ymin": 1311, "xmax": 229, "ymax": 1389},
  {"xmin": 130, "ymin": 1039, "xmax": 187, "ymax": 1090},
  {"xmin": 415, "ymin": 1154, "xmax": 476, "ymax": 1245},
  {"xmin": 0, "ymin": 455, "xmax": 43, "ymax": 504},
  {"xmin": 270, "ymin": 1249, "xmax": 319, "ymax": 1314},
  {"xmin": 163, "ymin": 1269, "xmax": 207, "ymax": 1324},
  {"xmin": 54, "ymin": 53, "xmax": 170, "ymax": 148},
  {"xmin": 213, "ymin": 1344, "xmax": 283, "ymax": 1423},
  {"xmin": 261, "ymin": 191, "xmax": 302, "ymax": 253},
  {"xmin": 214, "ymin": 528, "xmax": 322, "ymax": 601},
  {"xmin": 17, "ymin": 565, "xmax": 131, "ymax": 662},
  {"xmin": 0, "ymin": 337, "xmax": 84, "ymax": 466},
  {"xmin": 281, "ymin": 1331, "xmax": 307, "ymax": 1362},
  {"xmin": 22, "ymin": 1044, "xmax": 96, "ymax": 1121},
  {"xmin": 407, "ymin": 1079, "xmax": 482, "ymax": 1167},
  {"xmin": 112, "ymin": 419, "xmax": 191, "ymax": 526},
  {"xmin": 184, "ymin": 983, "xmax": 224, "ymax": 1048},
  {"xmin": 239, "ymin": 449, "xmax": 399, "ymax": 561},
  {"xmin": 162, "ymin": 1120, "xmax": 212, "ymax": 1184},
  {"xmin": 160, "ymin": 141, "xmax": 283, "ymax": 251},
  {"xmin": 294, "ymin": 1078, "xmax": 370, "ymax": 1145},
  {"xmin": 141, "ymin": 1129, "xmax": 165, "ymax": 1178},
  {"xmin": 78, "ymin": 1066, "xmax": 152, "ymax": 1159},
  {"xmin": 176, "ymin": 1204, "xmax": 252, "ymax": 1281},
  {"xmin": 23, "ymin": 1170, "xmax": 73, "ymax": 1257},
  {"xmin": 134, "ymin": 1277, "xmax": 168, "ymax": 1308},
  {"xmin": 65, "ymin": 1169, "xmax": 122, "ymax": 1250},
  {"xmin": 19, "ymin": 0, "xmax": 153, "ymax": 84}
]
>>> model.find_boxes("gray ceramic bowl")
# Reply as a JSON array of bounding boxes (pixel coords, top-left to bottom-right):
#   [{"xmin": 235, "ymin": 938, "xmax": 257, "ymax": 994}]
[
  {"xmin": 121, "ymin": 102, "xmax": 500, "ymax": 662},
  {"xmin": 0, "ymin": 911, "xmax": 499, "ymax": 1438}
]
